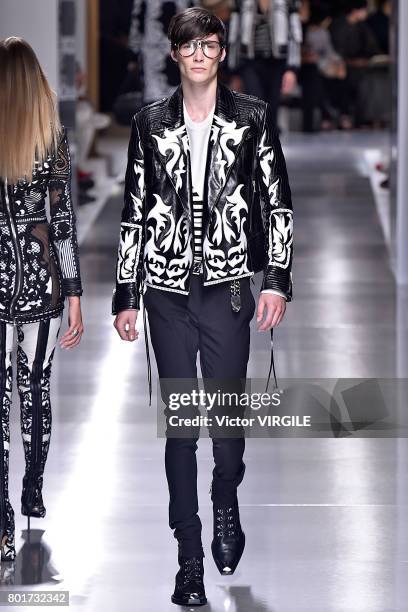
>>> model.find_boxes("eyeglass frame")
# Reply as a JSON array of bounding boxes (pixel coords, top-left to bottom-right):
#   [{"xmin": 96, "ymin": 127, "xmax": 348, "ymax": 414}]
[{"xmin": 173, "ymin": 38, "xmax": 226, "ymax": 59}]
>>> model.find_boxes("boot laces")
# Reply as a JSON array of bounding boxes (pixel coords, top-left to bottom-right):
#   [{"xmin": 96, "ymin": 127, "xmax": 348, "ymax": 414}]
[
  {"xmin": 216, "ymin": 506, "xmax": 237, "ymax": 537},
  {"xmin": 180, "ymin": 557, "xmax": 203, "ymax": 585}
]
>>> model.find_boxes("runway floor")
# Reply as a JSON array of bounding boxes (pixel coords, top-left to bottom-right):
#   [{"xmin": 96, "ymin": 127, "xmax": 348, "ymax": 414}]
[{"xmin": 3, "ymin": 130, "xmax": 408, "ymax": 611}]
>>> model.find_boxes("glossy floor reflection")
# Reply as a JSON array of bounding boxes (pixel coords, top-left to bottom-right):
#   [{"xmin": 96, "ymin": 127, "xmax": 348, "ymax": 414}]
[{"xmin": 4, "ymin": 131, "xmax": 408, "ymax": 611}]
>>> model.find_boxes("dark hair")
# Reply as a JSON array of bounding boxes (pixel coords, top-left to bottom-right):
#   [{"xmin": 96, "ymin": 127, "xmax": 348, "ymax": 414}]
[
  {"xmin": 345, "ymin": 0, "xmax": 368, "ymax": 13},
  {"xmin": 167, "ymin": 7, "xmax": 226, "ymax": 49},
  {"xmin": 309, "ymin": 1, "xmax": 331, "ymax": 24}
]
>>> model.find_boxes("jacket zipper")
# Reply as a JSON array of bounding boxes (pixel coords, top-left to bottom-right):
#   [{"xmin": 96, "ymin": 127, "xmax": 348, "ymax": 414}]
[{"xmin": 4, "ymin": 179, "xmax": 23, "ymax": 318}]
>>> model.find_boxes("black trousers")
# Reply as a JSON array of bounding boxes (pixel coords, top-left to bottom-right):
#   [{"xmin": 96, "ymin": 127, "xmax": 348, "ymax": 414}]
[
  {"xmin": 299, "ymin": 64, "xmax": 334, "ymax": 132},
  {"xmin": 143, "ymin": 275, "xmax": 256, "ymax": 558},
  {"xmin": 239, "ymin": 56, "xmax": 287, "ymax": 128}
]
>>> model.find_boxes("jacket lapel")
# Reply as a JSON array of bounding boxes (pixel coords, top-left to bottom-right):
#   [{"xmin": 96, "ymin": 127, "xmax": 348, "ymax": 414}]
[
  {"xmin": 152, "ymin": 86, "xmax": 191, "ymax": 221},
  {"xmin": 204, "ymin": 83, "xmax": 251, "ymax": 217}
]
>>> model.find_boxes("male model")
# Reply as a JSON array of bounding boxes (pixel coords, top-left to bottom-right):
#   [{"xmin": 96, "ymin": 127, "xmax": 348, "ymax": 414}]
[{"xmin": 113, "ymin": 7, "xmax": 293, "ymax": 606}]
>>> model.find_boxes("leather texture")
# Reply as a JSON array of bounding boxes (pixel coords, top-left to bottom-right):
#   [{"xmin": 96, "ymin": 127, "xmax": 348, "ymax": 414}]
[
  {"xmin": 171, "ymin": 556, "xmax": 207, "ymax": 606},
  {"xmin": 211, "ymin": 502, "xmax": 246, "ymax": 575},
  {"xmin": 0, "ymin": 128, "xmax": 83, "ymax": 324},
  {"xmin": 112, "ymin": 82, "xmax": 293, "ymax": 313}
]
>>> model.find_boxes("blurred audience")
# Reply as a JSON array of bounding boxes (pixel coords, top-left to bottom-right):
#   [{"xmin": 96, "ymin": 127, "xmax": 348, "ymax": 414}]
[
  {"xmin": 128, "ymin": 0, "xmax": 197, "ymax": 105},
  {"xmin": 96, "ymin": 0, "xmax": 392, "ymax": 134},
  {"xmin": 76, "ymin": 64, "xmax": 111, "ymax": 206},
  {"xmin": 99, "ymin": 0, "xmax": 135, "ymax": 112},
  {"xmin": 300, "ymin": 2, "xmax": 348, "ymax": 131},
  {"xmin": 367, "ymin": 0, "xmax": 391, "ymax": 55},
  {"xmin": 228, "ymin": 0, "xmax": 303, "ymax": 127},
  {"xmin": 329, "ymin": 0, "xmax": 381, "ymax": 128}
]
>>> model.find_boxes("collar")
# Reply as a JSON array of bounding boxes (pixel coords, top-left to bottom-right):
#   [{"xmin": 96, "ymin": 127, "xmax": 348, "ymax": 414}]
[
  {"xmin": 183, "ymin": 100, "xmax": 215, "ymax": 129},
  {"xmin": 161, "ymin": 81, "xmax": 239, "ymax": 128}
]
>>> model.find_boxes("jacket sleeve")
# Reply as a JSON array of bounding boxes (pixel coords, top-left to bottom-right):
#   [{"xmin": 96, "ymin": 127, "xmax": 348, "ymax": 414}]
[
  {"xmin": 287, "ymin": 0, "xmax": 303, "ymax": 71},
  {"xmin": 48, "ymin": 128, "xmax": 83, "ymax": 297},
  {"xmin": 256, "ymin": 102, "xmax": 293, "ymax": 301},
  {"xmin": 112, "ymin": 114, "xmax": 145, "ymax": 314}
]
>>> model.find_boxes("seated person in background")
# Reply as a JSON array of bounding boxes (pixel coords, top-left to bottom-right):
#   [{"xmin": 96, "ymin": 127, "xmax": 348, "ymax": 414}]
[
  {"xmin": 366, "ymin": 0, "xmax": 391, "ymax": 56},
  {"xmin": 300, "ymin": 2, "xmax": 348, "ymax": 131},
  {"xmin": 329, "ymin": 0, "xmax": 380, "ymax": 128},
  {"xmin": 75, "ymin": 63, "xmax": 111, "ymax": 206}
]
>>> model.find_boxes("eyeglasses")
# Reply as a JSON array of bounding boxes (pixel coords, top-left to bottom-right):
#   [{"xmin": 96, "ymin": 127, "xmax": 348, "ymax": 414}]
[{"xmin": 175, "ymin": 39, "xmax": 224, "ymax": 59}]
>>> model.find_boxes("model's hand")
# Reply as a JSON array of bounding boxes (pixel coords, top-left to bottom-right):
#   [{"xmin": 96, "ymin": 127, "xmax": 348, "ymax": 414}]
[
  {"xmin": 256, "ymin": 294, "xmax": 286, "ymax": 331},
  {"xmin": 60, "ymin": 296, "xmax": 84, "ymax": 349},
  {"xmin": 281, "ymin": 70, "xmax": 297, "ymax": 95},
  {"xmin": 114, "ymin": 309, "xmax": 139, "ymax": 341}
]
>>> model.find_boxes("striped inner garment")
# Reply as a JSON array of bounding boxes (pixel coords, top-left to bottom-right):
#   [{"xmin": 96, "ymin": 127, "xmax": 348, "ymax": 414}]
[{"xmin": 192, "ymin": 192, "xmax": 203, "ymax": 275}]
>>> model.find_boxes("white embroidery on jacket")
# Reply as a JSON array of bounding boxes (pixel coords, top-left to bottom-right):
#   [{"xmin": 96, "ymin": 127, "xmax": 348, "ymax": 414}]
[
  {"xmin": 258, "ymin": 129, "xmax": 293, "ymax": 268},
  {"xmin": 204, "ymin": 184, "xmax": 251, "ymax": 280},
  {"xmin": 143, "ymin": 194, "xmax": 192, "ymax": 290},
  {"xmin": 269, "ymin": 209, "xmax": 293, "ymax": 268},
  {"xmin": 117, "ymin": 223, "xmax": 143, "ymax": 283},
  {"xmin": 212, "ymin": 115, "xmax": 249, "ymax": 187},
  {"xmin": 152, "ymin": 126, "xmax": 189, "ymax": 193}
]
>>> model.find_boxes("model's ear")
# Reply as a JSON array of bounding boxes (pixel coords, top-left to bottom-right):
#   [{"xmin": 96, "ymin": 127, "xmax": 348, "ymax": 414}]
[
  {"xmin": 219, "ymin": 47, "xmax": 227, "ymax": 63},
  {"xmin": 170, "ymin": 48, "xmax": 178, "ymax": 63}
]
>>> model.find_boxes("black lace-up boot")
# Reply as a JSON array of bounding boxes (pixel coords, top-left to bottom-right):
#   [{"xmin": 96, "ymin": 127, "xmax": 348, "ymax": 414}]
[
  {"xmin": 171, "ymin": 556, "xmax": 207, "ymax": 606},
  {"xmin": 211, "ymin": 502, "xmax": 245, "ymax": 575}
]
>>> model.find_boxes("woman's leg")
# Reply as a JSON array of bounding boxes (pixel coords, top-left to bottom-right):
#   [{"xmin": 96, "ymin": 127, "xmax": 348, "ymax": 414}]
[{"xmin": 17, "ymin": 316, "xmax": 62, "ymax": 517}]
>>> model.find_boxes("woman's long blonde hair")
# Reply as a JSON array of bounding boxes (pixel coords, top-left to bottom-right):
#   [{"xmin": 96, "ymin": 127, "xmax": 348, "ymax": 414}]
[{"xmin": 0, "ymin": 37, "xmax": 61, "ymax": 184}]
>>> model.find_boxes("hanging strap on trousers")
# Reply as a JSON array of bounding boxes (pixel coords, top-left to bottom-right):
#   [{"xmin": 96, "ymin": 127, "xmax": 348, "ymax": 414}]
[
  {"xmin": 265, "ymin": 327, "xmax": 278, "ymax": 392},
  {"xmin": 231, "ymin": 278, "xmax": 279, "ymax": 392},
  {"xmin": 143, "ymin": 303, "xmax": 152, "ymax": 407}
]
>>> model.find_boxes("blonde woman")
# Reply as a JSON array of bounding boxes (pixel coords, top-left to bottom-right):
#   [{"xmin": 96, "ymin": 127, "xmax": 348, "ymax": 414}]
[{"xmin": 0, "ymin": 37, "xmax": 83, "ymax": 561}]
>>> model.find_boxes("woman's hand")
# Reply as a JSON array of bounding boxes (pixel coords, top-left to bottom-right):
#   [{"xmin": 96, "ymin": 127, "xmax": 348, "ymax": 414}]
[
  {"xmin": 60, "ymin": 296, "xmax": 84, "ymax": 349},
  {"xmin": 114, "ymin": 309, "xmax": 139, "ymax": 341}
]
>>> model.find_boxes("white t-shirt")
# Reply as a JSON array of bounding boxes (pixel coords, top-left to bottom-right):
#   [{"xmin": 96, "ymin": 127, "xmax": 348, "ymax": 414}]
[{"xmin": 183, "ymin": 101, "xmax": 215, "ymax": 200}]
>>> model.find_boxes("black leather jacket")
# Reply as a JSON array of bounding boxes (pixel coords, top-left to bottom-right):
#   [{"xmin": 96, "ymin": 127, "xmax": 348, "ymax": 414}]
[
  {"xmin": 0, "ymin": 128, "xmax": 82, "ymax": 324},
  {"xmin": 112, "ymin": 82, "xmax": 293, "ymax": 313}
]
